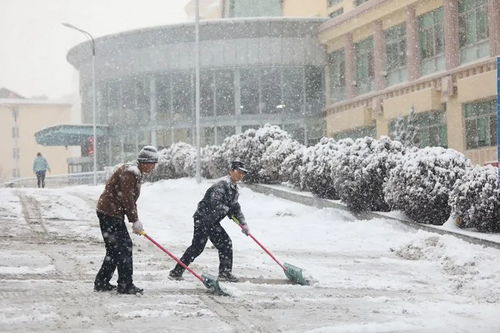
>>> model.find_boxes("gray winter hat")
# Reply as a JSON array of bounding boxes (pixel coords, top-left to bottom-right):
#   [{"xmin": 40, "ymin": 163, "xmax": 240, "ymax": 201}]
[{"xmin": 137, "ymin": 145, "xmax": 159, "ymax": 164}]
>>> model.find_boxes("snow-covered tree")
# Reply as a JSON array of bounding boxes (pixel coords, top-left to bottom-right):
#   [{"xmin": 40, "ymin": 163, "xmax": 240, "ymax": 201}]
[
  {"xmin": 332, "ymin": 136, "xmax": 404, "ymax": 212},
  {"xmin": 384, "ymin": 147, "xmax": 470, "ymax": 225},
  {"xmin": 450, "ymin": 165, "xmax": 500, "ymax": 232},
  {"xmin": 151, "ymin": 142, "xmax": 196, "ymax": 179},
  {"xmin": 392, "ymin": 106, "xmax": 419, "ymax": 147}
]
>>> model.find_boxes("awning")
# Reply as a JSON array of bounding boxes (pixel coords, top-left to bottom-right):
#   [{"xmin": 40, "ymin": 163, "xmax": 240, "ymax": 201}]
[{"xmin": 35, "ymin": 124, "xmax": 109, "ymax": 146}]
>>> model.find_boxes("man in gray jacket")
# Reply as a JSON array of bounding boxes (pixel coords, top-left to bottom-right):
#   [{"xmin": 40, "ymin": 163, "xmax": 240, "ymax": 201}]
[{"xmin": 169, "ymin": 161, "xmax": 250, "ymax": 282}]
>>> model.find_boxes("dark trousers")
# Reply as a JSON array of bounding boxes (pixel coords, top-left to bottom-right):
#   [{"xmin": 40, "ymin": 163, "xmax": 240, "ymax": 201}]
[
  {"xmin": 174, "ymin": 219, "xmax": 233, "ymax": 275},
  {"xmin": 94, "ymin": 211, "xmax": 134, "ymax": 288},
  {"xmin": 36, "ymin": 171, "xmax": 46, "ymax": 188}
]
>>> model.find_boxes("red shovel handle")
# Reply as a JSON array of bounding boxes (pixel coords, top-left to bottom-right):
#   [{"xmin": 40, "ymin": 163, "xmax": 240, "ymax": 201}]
[
  {"xmin": 231, "ymin": 217, "xmax": 287, "ymax": 272},
  {"xmin": 140, "ymin": 232, "xmax": 205, "ymax": 283}
]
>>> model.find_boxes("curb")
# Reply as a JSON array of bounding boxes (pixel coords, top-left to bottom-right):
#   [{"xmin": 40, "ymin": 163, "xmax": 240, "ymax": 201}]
[{"xmin": 245, "ymin": 184, "xmax": 500, "ymax": 251}]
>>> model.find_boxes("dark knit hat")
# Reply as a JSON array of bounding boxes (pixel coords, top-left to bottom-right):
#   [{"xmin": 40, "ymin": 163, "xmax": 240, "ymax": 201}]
[{"xmin": 137, "ymin": 145, "xmax": 158, "ymax": 164}]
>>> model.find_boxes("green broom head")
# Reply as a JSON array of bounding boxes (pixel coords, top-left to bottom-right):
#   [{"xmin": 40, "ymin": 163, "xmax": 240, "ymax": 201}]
[
  {"xmin": 202, "ymin": 273, "xmax": 230, "ymax": 296},
  {"xmin": 283, "ymin": 262, "xmax": 310, "ymax": 286}
]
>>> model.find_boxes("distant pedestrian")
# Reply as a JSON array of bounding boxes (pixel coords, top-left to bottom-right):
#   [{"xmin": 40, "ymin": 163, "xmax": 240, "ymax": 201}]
[
  {"xmin": 94, "ymin": 145, "xmax": 158, "ymax": 295},
  {"xmin": 169, "ymin": 161, "xmax": 250, "ymax": 282},
  {"xmin": 33, "ymin": 152, "xmax": 50, "ymax": 188}
]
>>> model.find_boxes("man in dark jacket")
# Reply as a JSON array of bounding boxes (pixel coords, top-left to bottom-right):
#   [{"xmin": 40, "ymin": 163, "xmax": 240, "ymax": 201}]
[
  {"xmin": 94, "ymin": 146, "xmax": 158, "ymax": 294},
  {"xmin": 169, "ymin": 161, "xmax": 250, "ymax": 282}
]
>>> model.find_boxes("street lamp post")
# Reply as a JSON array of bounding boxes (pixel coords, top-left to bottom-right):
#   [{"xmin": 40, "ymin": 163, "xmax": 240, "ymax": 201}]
[
  {"xmin": 62, "ymin": 22, "xmax": 97, "ymax": 186},
  {"xmin": 195, "ymin": 0, "xmax": 201, "ymax": 183}
]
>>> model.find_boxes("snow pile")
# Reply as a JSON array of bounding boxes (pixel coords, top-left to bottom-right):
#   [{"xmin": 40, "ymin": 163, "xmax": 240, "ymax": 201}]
[{"xmin": 384, "ymin": 147, "xmax": 469, "ymax": 225}]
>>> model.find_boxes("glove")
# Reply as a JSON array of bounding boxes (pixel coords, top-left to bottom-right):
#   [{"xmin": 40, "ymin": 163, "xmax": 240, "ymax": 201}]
[
  {"xmin": 240, "ymin": 224, "xmax": 250, "ymax": 236},
  {"xmin": 132, "ymin": 221, "xmax": 144, "ymax": 235}
]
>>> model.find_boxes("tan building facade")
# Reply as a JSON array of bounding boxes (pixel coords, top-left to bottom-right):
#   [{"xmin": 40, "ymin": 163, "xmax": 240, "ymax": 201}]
[
  {"xmin": 319, "ymin": 0, "xmax": 500, "ymax": 165},
  {"xmin": 0, "ymin": 93, "xmax": 77, "ymax": 183}
]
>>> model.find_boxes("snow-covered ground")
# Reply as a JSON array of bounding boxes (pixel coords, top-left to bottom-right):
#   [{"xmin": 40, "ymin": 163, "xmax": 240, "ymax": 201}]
[{"xmin": 0, "ymin": 178, "xmax": 499, "ymax": 332}]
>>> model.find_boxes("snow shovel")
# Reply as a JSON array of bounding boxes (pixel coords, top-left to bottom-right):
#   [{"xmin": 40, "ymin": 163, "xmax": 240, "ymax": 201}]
[
  {"xmin": 231, "ymin": 217, "xmax": 310, "ymax": 286},
  {"xmin": 139, "ymin": 231, "xmax": 229, "ymax": 296}
]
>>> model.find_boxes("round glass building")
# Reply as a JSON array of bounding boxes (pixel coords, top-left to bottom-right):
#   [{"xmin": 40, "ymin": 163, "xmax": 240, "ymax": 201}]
[{"xmin": 67, "ymin": 17, "xmax": 327, "ymax": 165}]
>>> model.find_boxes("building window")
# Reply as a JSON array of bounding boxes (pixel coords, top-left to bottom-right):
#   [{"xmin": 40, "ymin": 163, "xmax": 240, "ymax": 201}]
[
  {"xmin": 261, "ymin": 67, "xmax": 282, "ymax": 114},
  {"xmin": 390, "ymin": 110, "xmax": 448, "ymax": 148},
  {"xmin": 200, "ymin": 70, "xmax": 215, "ymax": 117},
  {"xmin": 12, "ymin": 108, "xmax": 19, "ymax": 122},
  {"xmin": 354, "ymin": 0, "xmax": 369, "ymax": 6},
  {"xmin": 459, "ymin": 0, "xmax": 490, "ymax": 64},
  {"xmin": 12, "ymin": 148, "xmax": 20, "ymax": 159},
  {"xmin": 418, "ymin": 7, "xmax": 445, "ymax": 76},
  {"xmin": 385, "ymin": 23, "xmax": 407, "ymax": 86},
  {"xmin": 240, "ymin": 68, "xmax": 260, "ymax": 115},
  {"xmin": 282, "ymin": 67, "xmax": 303, "ymax": 114},
  {"xmin": 333, "ymin": 125, "xmax": 376, "ymax": 140},
  {"xmin": 11, "ymin": 127, "xmax": 19, "ymax": 138},
  {"xmin": 328, "ymin": 8, "xmax": 343, "ymax": 19},
  {"xmin": 202, "ymin": 127, "xmax": 215, "ymax": 146},
  {"xmin": 171, "ymin": 71, "xmax": 193, "ymax": 121},
  {"xmin": 464, "ymin": 99, "xmax": 496, "ymax": 149},
  {"xmin": 327, "ymin": 0, "xmax": 342, "ymax": 7},
  {"xmin": 216, "ymin": 126, "xmax": 236, "ymax": 145},
  {"xmin": 226, "ymin": 0, "xmax": 281, "ymax": 17},
  {"xmin": 156, "ymin": 75, "xmax": 172, "ymax": 121},
  {"xmin": 12, "ymin": 168, "xmax": 20, "ymax": 178},
  {"xmin": 215, "ymin": 70, "xmax": 235, "ymax": 116},
  {"xmin": 355, "ymin": 37, "xmax": 374, "ymax": 95},
  {"xmin": 328, "ymin": 49, "xmax": 345, "ymax": 102},
  {"xmin": 305, "ymin": 65, "xmax": 324, "ymax": 114}
]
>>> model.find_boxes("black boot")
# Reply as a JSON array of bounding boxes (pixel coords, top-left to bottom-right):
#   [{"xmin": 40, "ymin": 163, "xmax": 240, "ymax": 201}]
[
  {"xmin": 94, "ymin": 282, "xmax": 117, "ymax": 292},
  {"xmin": 168, "ymin": 268, "xmax": 184, "ymax": 281},
  {"xmin": 117, "ymin": 284, "xmax": 143, "ymax": 295},
  {"xmin": 218, "ymin": 272, "xmax": 239, "ymax": 282}
]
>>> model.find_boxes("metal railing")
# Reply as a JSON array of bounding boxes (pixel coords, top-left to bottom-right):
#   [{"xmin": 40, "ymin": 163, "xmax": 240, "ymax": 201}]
[{"xmin": 2, "ymin": 171, "xmax": 107, "ymax": 188}]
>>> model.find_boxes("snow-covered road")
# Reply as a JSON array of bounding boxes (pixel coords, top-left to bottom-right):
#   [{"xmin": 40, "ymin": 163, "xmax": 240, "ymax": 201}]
[{"xmin": 0, "ymin": 179, "xmax": 499, "ymax": 332}]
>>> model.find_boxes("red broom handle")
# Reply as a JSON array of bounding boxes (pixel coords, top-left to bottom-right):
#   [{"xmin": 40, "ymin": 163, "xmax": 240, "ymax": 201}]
[
  {"xmin": 231, "ymin": 217, "xmax": 287, "ymax": 271},
  {"xmin": 140, "ymin": 232, "xmax": 205, "ymax": 283}
]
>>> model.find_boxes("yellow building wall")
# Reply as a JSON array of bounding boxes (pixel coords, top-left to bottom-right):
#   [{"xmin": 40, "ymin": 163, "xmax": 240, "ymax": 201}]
[
  {"xmin": 0, "ymin": 103, "xmax": 76, "ymax": 183},
  {"xmin": 327, "ymin": 106, "xmax": 373, "ymax": 134},
  {"xmin": 383, "ymin": 88, "xmax": 442, "ymax": 120},
  {"xmin": 283, "ymin": 0, "xmax": 327, "ymax": 17}
]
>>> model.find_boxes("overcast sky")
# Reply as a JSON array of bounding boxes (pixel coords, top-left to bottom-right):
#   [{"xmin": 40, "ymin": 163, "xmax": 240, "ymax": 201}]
[{"xmin": 0, "ymin": 0, "xmax": 190, "ymax": 99}]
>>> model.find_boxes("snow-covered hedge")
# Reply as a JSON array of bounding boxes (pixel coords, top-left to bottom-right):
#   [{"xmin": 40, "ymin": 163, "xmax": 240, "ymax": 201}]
[
  {"xmin": 450, "ymin": 165, "xmax": 500, "ymax": 232},
  {"xmin": 280, "ymin": 144, "xmax": 306, "ymax": 188},
  {"xmin": 151, "ymin": 142, "xmax": 196, "ymax": 180},
  {"xmin": 260, "ymin": 138, "xmax": 303, "ymax": 184},
  {"xmin": 332, "ymin": 136, "xmax": 404, "ymax": 212},
  {"xmin": 299, "ymin": 137, "xmax": 349, "ymax": 199},
  {"xmin": 384, "ymin": 147, "xmax": 469, "ymax": 225},
  {"xmin": 220, "ymin": 124, "xmax": 291, "ymax": 183}
]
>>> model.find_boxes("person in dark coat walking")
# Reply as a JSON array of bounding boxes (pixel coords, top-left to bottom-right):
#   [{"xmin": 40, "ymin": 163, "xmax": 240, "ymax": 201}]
[
  {"xmin": 94, "ymin": 146, "xmax": 158, "ymax": 294},
  {"xmin": 169, "ymin": 161, "xmax": 250, "ymax": 282}
]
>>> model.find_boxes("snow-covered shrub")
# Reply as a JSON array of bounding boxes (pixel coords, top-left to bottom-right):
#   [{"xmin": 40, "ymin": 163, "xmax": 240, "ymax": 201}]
[
  {"xmin": 220, "ymin": 124, "xmax": 291, "ymax": 183},
  {"xmin": 450, "ymin": 165, "xmax": 500, "ymax": 232},
  {"xmin": 299, "ymin": 137, "xmax": 352, "ymax": 199},
  {"xmin": 384, "ymin": 147, "xmax": 470, "ymax": 225},
  {"xmin": 200, "ymin": 145, "xmax": 226, "ymax": 179},
  {"xmin": 151, "ymin": 142, "xmax": 196, "ymax": 180},
  {"xmin": 280, "ymin": 144, "xmax": 306, "ymax": 188},
  {"xmin": 332, "ymin": 136, "xmax": 404, "ymax": 212},
  {"xmin": 260, "ymin": 138, "xmax": 303, "ymax": 183}
]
